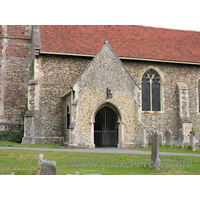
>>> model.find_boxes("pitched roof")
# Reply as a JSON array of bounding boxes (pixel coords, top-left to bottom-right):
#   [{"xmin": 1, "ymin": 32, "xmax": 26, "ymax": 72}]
[{"xmin": 39, "ymin": 25, "xmax": 200, "ymax": 64}]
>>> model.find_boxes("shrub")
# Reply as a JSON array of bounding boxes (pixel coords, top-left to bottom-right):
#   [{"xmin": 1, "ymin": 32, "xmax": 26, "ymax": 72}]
[{"xmin": 0, "ymin": 130, "xmax": 24, "ymax": 143}]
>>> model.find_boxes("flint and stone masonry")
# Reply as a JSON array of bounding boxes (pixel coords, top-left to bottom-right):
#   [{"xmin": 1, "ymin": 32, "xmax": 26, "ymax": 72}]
[
  {"xmin": 62, "ymin": 42, "xmax": 146, "ymax": 148},
  {"xmin": 177, "ymin": 82, "xmax": 192, "ymax": 142},
  {"xmin": 1, "ymin": 25, "xmax": 200, "ymax": 148},
  {"xmin": 23, "ymin": 41, "xmax": 147, "ymax": 148}
]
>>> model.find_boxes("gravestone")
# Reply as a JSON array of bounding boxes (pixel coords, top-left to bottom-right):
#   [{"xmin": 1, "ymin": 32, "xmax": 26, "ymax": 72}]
[
  {"xmin": 67, "ymin": 173, "xmax": 102, "ymax": 175},
  {"xmin": 36, "ymin": 154, "xmax": 56, "ymax": 175},
  {"xmin": 84, "ymin": 173, "xmax": 102, "ymax": 175},
  {"xmin": 151, "ymin": 130, "xmax": 160, "ymax": 170},
  {"xmin": 36, "ymin": 154, "xmax": 43, "ymax": 175},
  {"xmin": 148, "ymin": 133, "xmax": 152, "ymax": 145},
  {"xmin": 160, "ymin": 133, "xmax": 163, "ymax": 146},
  {"xmin": 188, "ymin": 130, "xmax": 196, "ymax": 151},
  {"xmin": 165, "ymin": 130, "xmax": 172, "ymax": 147},
  {"xmin": 175, "ymin": 128, "xmax": 184, "ymax": 149}
]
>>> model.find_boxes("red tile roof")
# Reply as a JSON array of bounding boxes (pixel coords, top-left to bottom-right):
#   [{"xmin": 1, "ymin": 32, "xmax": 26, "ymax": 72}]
[{"xmin": 39, "ymin": 25, "xmax": 200, "ymax": 64}]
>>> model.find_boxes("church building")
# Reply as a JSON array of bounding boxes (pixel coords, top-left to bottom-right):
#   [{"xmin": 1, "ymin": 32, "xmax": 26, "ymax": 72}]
[{"xmin": 1, "ymin": 25, "xmax": 200, "ymax": 148}]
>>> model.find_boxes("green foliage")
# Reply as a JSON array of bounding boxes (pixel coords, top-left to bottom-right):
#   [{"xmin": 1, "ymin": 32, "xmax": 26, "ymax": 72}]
[
  {"xmin": 0, "ymin": 130, "xmax": 24, "ymax": 143},
  {"xmin": 0, "ymin": 98, "xmax": 27, "ymax": 144}
]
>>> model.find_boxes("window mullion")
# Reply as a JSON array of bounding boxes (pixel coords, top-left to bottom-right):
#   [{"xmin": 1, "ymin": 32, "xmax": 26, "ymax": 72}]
[{"xmin": 150, "ymin": 79, "xmax": 153, "ymax": 111}]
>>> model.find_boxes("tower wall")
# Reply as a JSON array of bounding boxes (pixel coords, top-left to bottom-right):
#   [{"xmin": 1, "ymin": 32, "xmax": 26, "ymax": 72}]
[{"xmin": 0, "ymin": 25, "xmax": 32, "ymax": 131}]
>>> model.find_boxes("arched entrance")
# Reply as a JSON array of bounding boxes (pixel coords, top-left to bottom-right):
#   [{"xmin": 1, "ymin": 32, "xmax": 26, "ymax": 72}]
[{"xmin": 94, "ymin": 106, "xmax": 118, "ymax": 147}]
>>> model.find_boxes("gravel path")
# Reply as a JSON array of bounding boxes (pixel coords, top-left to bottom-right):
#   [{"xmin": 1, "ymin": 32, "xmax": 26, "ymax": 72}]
[{"xmin": 0, "ymin": 146, "xmax": 200, "ymax": 157}]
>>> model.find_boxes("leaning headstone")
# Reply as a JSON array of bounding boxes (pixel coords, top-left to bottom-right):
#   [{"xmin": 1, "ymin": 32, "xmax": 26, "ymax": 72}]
[
  {"xmin": 151, "ymin": 130, "xmax": 161, "ymax": 170},
  {"xmin": 160, "ymin": 133, "xmax": 163, "ymax": 146},
  {"xmin": 175, "ymin": 129, "xmax": 184, "ymax": 149},
  {"xmin": 165, "ymin": 130, "xmax": 172, "ymax": 147},
  {"xmin": 188, "ymin": 129, "xmax": 196, "ymax": 151},
  {"xmin": 36, "ymin": 154, "xmax": 56, "ymax": 175},
  {"xmin": 148, "ymin": 133, "xmax": 152, "ymax": 145}
]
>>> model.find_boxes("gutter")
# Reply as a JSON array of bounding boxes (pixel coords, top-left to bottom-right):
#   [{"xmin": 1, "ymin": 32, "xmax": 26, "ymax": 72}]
[{"xmin": 40, "ymin": 51, "xmax": 200, "ymax": 66}]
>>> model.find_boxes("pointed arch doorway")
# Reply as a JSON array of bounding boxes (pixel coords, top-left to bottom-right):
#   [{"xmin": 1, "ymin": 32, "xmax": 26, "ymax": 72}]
[{"xmin": 94, "ymin": 106, "xmax": 118, "ymax": 147}]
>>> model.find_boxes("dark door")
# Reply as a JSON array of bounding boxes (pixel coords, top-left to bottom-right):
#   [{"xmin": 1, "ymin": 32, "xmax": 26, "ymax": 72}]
[{"xmin": 94, "ymin": 107, "xmax": 118, "ymax": 147}]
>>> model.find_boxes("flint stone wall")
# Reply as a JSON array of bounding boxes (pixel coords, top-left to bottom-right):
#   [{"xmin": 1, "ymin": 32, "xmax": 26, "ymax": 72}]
[
  {"xmin": 123, "ymin": 60, "xmax": 200, "ymax": 140},
  {"xmin": 23, "ymin": 55, "xmax": 92, "ymax": 144},
  {"xmin": 24, "ymin": 43, "xmax": 200, "ymax": 145}
]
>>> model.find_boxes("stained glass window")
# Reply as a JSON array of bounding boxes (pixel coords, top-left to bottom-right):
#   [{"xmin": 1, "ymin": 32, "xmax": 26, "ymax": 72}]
[
  {"xmin": 142, "ymin": 70, "xmax": 161, "ymax": 111},
  {"xmin": 142, "ymin": 73, "xmax": 150, "ymax": 111}
]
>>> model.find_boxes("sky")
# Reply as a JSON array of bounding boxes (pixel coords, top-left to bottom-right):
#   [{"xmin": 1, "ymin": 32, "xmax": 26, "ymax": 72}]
[{"xmin": 2, "ymin": 0, "xmax": 200, "ymax": 32}]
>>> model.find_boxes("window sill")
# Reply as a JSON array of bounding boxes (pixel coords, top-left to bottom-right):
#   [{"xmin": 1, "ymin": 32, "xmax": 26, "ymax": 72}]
[{"xmin": 142, "ymin": 111, "xmax": 163, "ymax": 114}]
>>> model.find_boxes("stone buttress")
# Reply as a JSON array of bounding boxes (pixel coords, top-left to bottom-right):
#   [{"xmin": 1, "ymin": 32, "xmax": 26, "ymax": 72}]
[{"xmin": 22, "ymin": 26, "xmax": 64, "ymax": 145}]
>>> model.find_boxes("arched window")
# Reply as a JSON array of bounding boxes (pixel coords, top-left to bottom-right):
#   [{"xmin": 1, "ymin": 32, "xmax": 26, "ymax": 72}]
[
  {"xmin": 142, "ymin": 70, "xmax": 161, "ymax": 111},
  {"xmin": 67, "ymin": 105, "xmax": 70, "ymax": 129}
]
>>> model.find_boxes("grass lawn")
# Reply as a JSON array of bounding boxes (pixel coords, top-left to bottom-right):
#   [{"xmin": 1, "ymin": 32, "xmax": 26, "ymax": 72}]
[
  {"xmin": 132, "ymin": 144, "xmax": 200, "ymax": 154},
  {"xmin": 0, "ymin": 141, "xmax": 200, "ymax": 175},
  {"xmin": 0, "ymin": 149, "xmax": 200, "ymax": 175},
  {"xmin": 0, "ymin": 141, "xmax": 66, "ymax": 149}
]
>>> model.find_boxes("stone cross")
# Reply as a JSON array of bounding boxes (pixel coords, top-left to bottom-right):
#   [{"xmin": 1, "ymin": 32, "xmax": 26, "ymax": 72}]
[
  {"xmin": 176, "ymin": 128, "xmax": 184, "ymax": 148},
  {"xmin": 36, "ymin": 154, "xmax": 56, "ymax": 175},
  {"xmin": 160, "ymin": 133, "xmax": 163, "ymax": 146},
  {"xmin": 148, "ymin": 133, "xmax": 152, "ymax": 145},
  {"xmin": 165, "ymin": 130, "xmax": 172, "ymax": 147},
  {"xmin": 151, "ymin": 130, "xmax": 161, "ymax": 170},
  {"xmin": 188, "ymin": 130, "xmax": 196, "ymax": 151}
]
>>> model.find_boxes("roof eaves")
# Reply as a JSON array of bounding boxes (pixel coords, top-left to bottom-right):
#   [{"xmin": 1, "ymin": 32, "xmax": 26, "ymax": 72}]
[{"xmin": 40, "ymin": 51, "xmax": 200, "ymax": 66}]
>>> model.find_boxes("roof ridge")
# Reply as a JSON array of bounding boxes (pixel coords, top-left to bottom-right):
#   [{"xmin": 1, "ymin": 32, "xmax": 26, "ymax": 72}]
[{"xmin": 138, "ymin": 25, "xmax": 200, "ymax": 33}]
